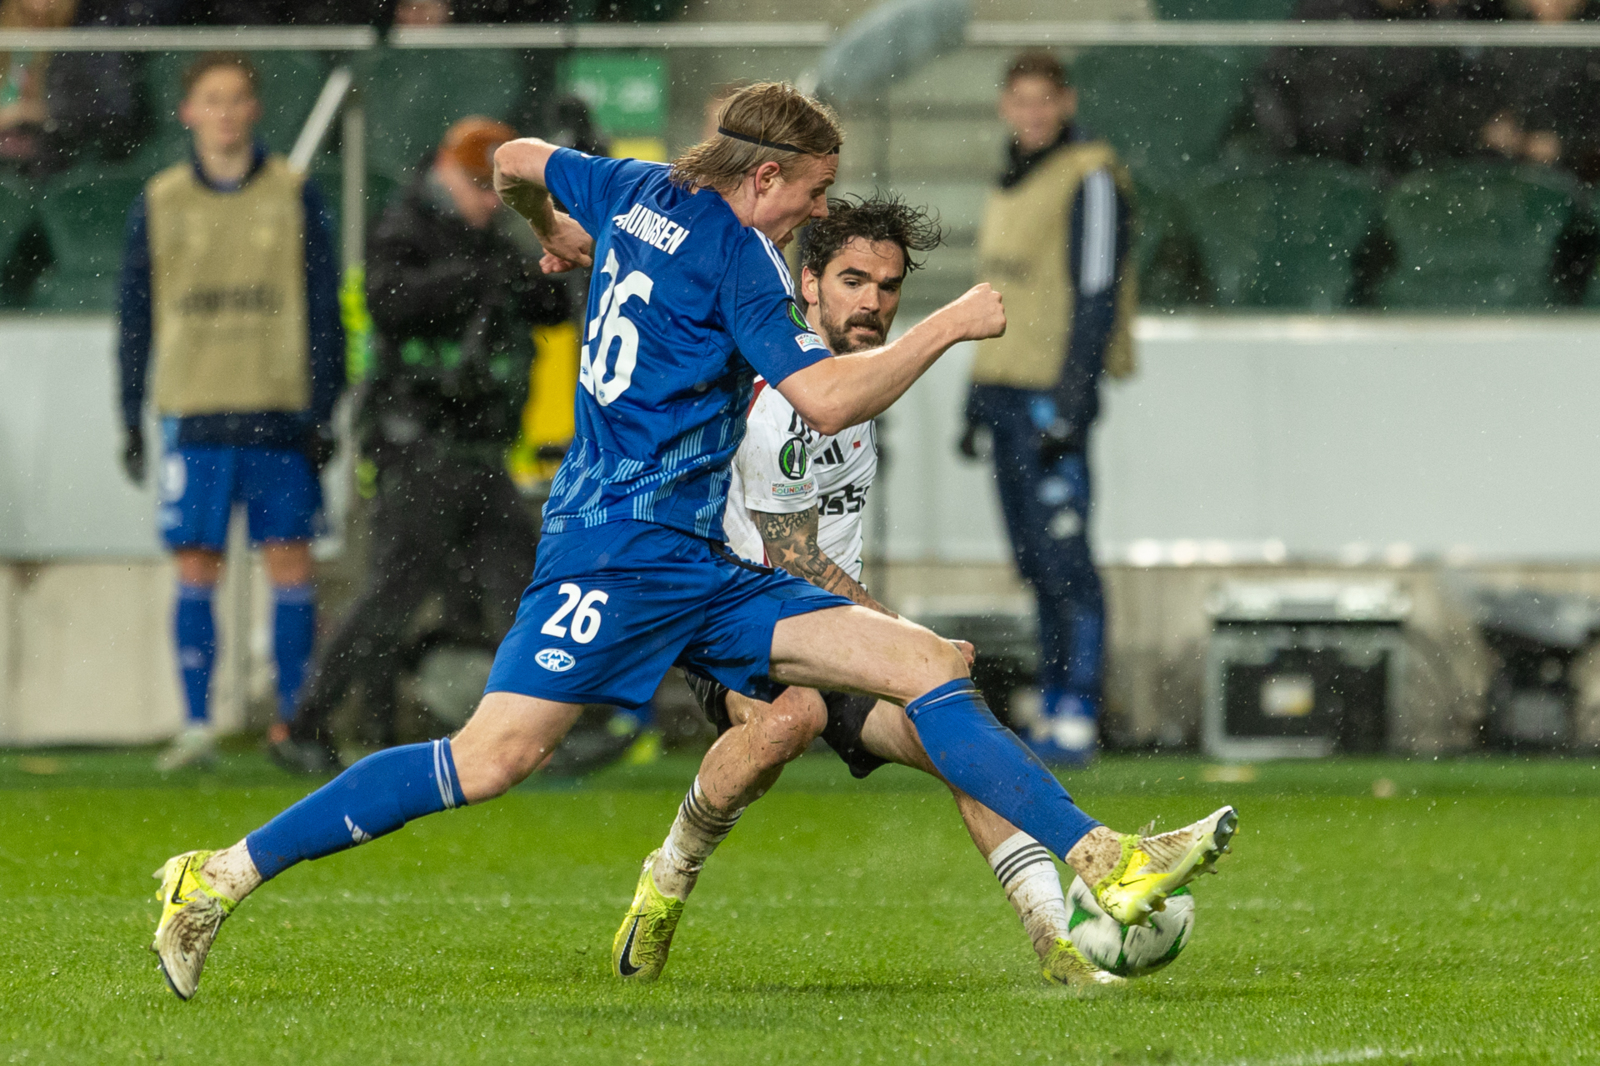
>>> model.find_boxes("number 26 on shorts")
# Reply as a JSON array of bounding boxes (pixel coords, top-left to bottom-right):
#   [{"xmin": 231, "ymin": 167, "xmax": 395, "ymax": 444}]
[{"xmin": 541, "ymin": 583, "xmax": 609, "ymax": 644}]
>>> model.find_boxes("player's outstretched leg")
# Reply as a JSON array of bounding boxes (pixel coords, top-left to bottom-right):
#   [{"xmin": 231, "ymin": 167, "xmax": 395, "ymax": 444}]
[
  {"xmin": 614, "ymin": 686, "xmax": 825, "ymax": 981},
  {"xmin": 149, "ymin": 694, "xmax": 582, "ymax": 999},
  {"xmin": 856, "ymin": 699, "xmax": 1119, "ymax": 986},
  {"xmin": 769, "ymin": 606, "xmax": 1236, "ymax": 925}
]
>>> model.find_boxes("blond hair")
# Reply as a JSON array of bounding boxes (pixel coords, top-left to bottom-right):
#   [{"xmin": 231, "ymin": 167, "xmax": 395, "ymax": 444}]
[{"xmin": 670, "ymin": 82, "xmax": 842, "ymax": 193}]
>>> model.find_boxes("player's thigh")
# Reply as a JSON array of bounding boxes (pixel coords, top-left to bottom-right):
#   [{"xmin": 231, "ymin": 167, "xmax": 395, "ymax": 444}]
[
  {"xmin": 450, "ymin": 690, "xmax": 584, "ymax": 801},
  {"xmin": 768, "ymin": 605, "xmax": 968, "ymax": 705}
]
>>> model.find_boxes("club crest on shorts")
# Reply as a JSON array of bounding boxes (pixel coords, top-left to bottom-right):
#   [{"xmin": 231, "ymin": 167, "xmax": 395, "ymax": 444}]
[
  {"xmin": 535, "ymin": 648, "xmax": 576, "ymax": 672},
  {"xmin": 778, "ymin": 437, "xmax": 809, "ymax": 480}
]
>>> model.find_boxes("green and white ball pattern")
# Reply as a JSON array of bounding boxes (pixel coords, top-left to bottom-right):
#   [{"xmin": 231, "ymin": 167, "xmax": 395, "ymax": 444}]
[{"xmin": 1066, "ymin": 876, "xmax": 1194, "ymax": 977}]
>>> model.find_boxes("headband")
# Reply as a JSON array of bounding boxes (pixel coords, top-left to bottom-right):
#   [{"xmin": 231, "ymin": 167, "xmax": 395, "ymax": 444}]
[{"xmin": 717, "ymin": 125, "xmax": 840, "ymax": 155}]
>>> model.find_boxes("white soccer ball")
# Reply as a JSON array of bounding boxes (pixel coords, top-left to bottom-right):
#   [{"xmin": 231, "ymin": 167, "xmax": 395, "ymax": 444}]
[{"xmin": 1066, "ymin": 876, "xmax": 1194, "ymax": 977}]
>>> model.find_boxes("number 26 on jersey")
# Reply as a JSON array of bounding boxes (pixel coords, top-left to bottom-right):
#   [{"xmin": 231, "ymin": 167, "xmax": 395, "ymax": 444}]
[
  {"xmin": 541, "ymin": 583, "xmax": 609, "ymax": 644},
  {"xmin": 581, "ymin": 248, "xmax": 654, "ymax": 406}
]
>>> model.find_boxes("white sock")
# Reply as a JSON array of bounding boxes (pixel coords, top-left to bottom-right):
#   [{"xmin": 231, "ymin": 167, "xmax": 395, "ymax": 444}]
[
  {"xmin": 200, "ymin": 841, "xmax": 263, "ymax": 903},
  {"xmin": 650, "ymin": 778, "xmax": 743, "ymax": 901},
  {"xmin": 987, "ymin": 831, "xmax": 1071, "ymax": 959}
]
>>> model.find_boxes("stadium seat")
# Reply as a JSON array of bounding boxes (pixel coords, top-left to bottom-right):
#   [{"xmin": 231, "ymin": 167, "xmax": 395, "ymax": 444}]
[
  {"xmin": 32, "ymin": 168, "xmax": 146, "ymax": 311},
  {"xmin": 1186, "ymin": 161, "xmax": 1381, "ymax": 310},
  {"xmin": 0, "ymin": 177, "xmax": 34, "ymax": 274},
  {"xmin": 1074, "ymin": 47, "xmax": 1260, "ymax": 187},
  {"xmin": 360, "ymin": 50, "xmax": 522, "ymax": 182},
  {"xmin": 1377, "ymin": 164, "xmax": 1580, "ymax": 310},
  {"xmin": 1152, "ymin": 0, "xmax": 1296, "ymax": 16}
]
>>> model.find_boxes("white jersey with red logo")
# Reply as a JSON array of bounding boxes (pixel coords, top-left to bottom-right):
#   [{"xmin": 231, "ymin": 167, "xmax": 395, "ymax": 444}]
[{"xmin": 724, "ymin": 379, "xmax": 878, "ymax": 580}]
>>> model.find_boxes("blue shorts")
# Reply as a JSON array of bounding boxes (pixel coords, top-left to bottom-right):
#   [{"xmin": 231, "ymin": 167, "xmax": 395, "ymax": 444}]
[
  {"xmin": 157, "ymin": 441, "xmax": 323, "ymax": 551},
  {"xmin": 486, "ymin": 520, "xmax": 852, "ymax": 710}
]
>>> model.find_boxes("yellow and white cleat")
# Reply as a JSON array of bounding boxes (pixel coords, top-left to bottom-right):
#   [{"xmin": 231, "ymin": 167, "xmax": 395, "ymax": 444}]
[
  {"xmin": 612, "ymin": 850, "xmax": 685, "ymax": 982},
  {"xmin": 1093, "ymin": 806, "xmax": 1237, "ymax": 927},
  {"xmin": 151, "ymin": 850, "xmax": 237, "ymax": 1000},
  {"xmin": 1041, "ymin": 937, "xmax": 1126, "ymax": 989}
]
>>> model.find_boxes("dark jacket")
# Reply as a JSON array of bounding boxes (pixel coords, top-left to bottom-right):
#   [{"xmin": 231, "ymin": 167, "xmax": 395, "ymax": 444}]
[{"xmin": 362, "ymin": 172, "xmax": 569, "ymax": 465}]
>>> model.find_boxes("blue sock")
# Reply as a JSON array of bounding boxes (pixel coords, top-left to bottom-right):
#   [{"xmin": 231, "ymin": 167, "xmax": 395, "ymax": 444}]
[
  {"xmin": 273, "ymin": 584, "xmax": 316, "ymax": 723},
  {"xmin": 905, "ymin": 679, "xmax": 1100, "ymax": 860},
  {"xmin": 246, "ymin": 738, "xmax": 466, "ymax": 880},
  {"xmin": 174, "ymin": 584, "xmax": 216, "ymax": 725}
]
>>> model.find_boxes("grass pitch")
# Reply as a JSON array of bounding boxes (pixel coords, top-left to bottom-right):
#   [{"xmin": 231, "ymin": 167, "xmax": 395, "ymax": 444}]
[{"xmin": 1, "ymin": 748, "xmax": 1596, "ymax": 1065}]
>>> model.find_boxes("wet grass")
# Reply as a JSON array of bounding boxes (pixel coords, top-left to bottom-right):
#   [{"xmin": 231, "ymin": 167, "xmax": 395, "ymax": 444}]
[{"xmin": 1, "ymin": 750, "xmax": 1595, "ymax": 1065}]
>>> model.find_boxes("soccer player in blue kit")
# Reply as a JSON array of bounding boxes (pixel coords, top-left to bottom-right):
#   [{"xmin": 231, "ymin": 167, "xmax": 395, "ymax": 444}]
[{"xmin": 149, "ymin": 82, "xmax": 1235, "ymax": 1000}]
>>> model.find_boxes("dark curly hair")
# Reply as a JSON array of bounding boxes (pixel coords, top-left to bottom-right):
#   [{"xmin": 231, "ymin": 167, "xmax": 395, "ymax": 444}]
[{"xmin": 798, "ymin": 193, "xmax": 944, "ymax": 284}]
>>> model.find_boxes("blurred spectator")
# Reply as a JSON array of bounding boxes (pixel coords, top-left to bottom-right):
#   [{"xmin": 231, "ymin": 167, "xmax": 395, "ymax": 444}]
[
  {"xmin": 961, "ymin": 52, "xmax": 1135, "ymax": 767},
  {"xmin": 393, "ymin": 0, "xmax": 449, "ymax": 22},
  {"xmin": 1250, "ymin": 0, "xmax": 1500, "ymax": 172},
  {"xmin": 0, "ymin": 0, "xmax": 151, "ymax": 174},
  {"xmin": 117, "ymin": 52, "xmax": 345, "ymax": 770},
  {"xmin": 1479, "ymin": 0, "xmax": 1600, "ymax": 181},
  {"xmin": 272, "ymin": 117, "xmax": 568, "ymax": 773}
]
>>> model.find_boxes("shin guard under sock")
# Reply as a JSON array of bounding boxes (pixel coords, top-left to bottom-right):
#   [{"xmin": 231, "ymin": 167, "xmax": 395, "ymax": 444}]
[
  {"xmin": 245, "ymin": 738, "xmax": 465, "ymax": 880},
  {"xmin": 273, "ymin": 584, "xmax": 316, "ymax": 723},
  {"xmin": 174, "ymin": 584, "xmax": 216, "ymax": 725},
  {"xmin": 905, "ymin": 679, "xmax": 1099, "ymax": 860}
]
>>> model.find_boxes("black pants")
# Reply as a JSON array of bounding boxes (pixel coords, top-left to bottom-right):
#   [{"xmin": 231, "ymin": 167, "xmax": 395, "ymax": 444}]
[{"xmin": 290, "ymin": 452, "xmax": 539, "ymax": 744}]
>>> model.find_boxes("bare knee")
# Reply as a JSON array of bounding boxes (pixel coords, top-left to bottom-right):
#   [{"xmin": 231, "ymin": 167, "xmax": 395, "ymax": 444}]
[
  {"xmin": 912, "ymin": 631, "xmax": 970, "ymax": 692},
  {"xmin": 741, "ymin": 689, "xmax": 827, "ymax": 765},
  {"xmin": 450, "ymin": 693, "xmax": 581, "ymax": 802}
]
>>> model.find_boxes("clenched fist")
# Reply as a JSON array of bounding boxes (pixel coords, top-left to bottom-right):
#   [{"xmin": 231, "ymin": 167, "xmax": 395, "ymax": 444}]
[{"xmin": 941, "ymin": 283, "xmax": 1006, "ymax": 343}]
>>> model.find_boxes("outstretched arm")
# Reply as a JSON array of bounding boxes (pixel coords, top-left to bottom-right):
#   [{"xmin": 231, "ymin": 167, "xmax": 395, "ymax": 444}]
[
  {"xmin": 754, "ymin": 507, "xmax": 894, "ymax": 617},
  {"xmin": 492, "ymin": 138, "xmax": 595, "ymax": 271},
  {"xmin": 775, "ymin": 284, "xmax": 1005, "ymax": 436}
]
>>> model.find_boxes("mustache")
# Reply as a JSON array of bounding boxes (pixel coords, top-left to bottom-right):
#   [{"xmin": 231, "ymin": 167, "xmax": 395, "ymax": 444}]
[{"xmin": 843, "ymin": 313, "xmax": 884, "ymax": 333}]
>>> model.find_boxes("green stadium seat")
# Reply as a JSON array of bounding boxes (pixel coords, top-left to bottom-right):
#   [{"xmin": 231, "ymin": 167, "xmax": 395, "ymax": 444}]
[
  {"xmin": 32, "ymin": 168, "xmax": 146, "ymax": 312},
  {"xmin": 1186, "ymin": 161, "xmax": 1380, "ymax": 310},
  {"xmin": 0, "ymin": 177, "xmax": 34, "ymax": 272},
  {"xmin": 1074, "ymin": 47, "xmax": 1260, "ymax": 187},
  {"xmin": 360, "ymin": 50, "xmax": 522, "ymax": 182},
  {"xmin": 1377, "ymin": 165, "xmax": 1579, "ymax": 310},
  {"xmin": 1152, "ymin": 0, "xmax": 1296, "ymax": 18}
]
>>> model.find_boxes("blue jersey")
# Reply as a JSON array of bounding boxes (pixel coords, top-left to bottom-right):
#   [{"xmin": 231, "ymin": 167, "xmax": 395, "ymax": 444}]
[{"xmin": 539, "ymin": 148, "xmax": 831, "ymax": 541}]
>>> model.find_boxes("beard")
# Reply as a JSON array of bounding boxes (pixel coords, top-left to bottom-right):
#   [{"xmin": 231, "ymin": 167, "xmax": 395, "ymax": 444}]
[{"xmin": 818, "ymin": 306, "xmax": 886, "ymax": 355}]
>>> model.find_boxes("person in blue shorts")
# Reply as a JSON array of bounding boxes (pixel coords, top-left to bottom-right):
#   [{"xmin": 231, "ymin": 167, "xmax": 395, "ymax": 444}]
[
  {"xmin": 117, "ymin": 53, "xmax": 344, "ymax": 772},
  {"xmin": 147, "ymin": 82, "xmax": 1235, "ymax": 1001}
]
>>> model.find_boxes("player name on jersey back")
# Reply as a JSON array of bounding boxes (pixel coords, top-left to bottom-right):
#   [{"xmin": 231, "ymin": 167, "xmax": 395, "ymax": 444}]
[{"xmin": 612, "ymin": 203, "xmax": 691, "ymax": 255}]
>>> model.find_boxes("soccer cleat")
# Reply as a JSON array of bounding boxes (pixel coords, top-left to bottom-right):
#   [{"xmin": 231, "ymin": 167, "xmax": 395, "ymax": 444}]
[
  {"xmin": 156, "ymin": 727, "xmax": 218, "ymax": 773},
  {"xmin": 1041, "ymin": 937, "xmax": 1125, "ymax": 989},
  {"xmin": 612, "ymin": 850, "xmax": 685, "ymax": 982},
  {"xmin": 1093, "ymin": 806, "xmax": 1237, "ymax": 927},
  {"xmin": 151, "ymin": 850, "xmax": 237, "ymax": 1000}
]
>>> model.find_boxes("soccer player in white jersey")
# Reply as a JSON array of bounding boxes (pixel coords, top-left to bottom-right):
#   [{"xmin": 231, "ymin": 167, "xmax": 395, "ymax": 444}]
[
  {"xmin": 614, "ymin": 195, "xmax": 1119, "ymax": 987},
  {"xmin": 148, "ymin": 83, "xmax": 1233, "ymax": 1002}
]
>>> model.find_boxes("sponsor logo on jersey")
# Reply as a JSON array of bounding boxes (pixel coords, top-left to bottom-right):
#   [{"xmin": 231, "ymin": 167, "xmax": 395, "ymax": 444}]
[
  {"xmin": 796, "ymin": 332, "xmax": 828, "ymax": 353},
  {"xmin": 778, "ymin": 436, "xmax": 809, "ymax": 480},
  {"xmin": 785, "ymin": 299, "xmax": 809, "ymax": 330},
  {"xmin": 771, "ymin": 479, "xmax": 814, "ymax": 498},
  {"xmin": 535, "ymin": 647, "xmax": 577, "ymax": 672},
  {"xmin": 814, "ymin": 439, "xmax": 848, "ymax": 466},
  {"xmin": 612, "ymin": 203, "xmax": 692, "ymax": 255}
]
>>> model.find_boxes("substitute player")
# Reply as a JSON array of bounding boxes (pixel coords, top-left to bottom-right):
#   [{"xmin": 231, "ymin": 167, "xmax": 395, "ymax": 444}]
[
  {"xmin": 615, "ymin": 194, "xmax": 1119, "ymax": 987},
  {"xmin": 149, "ymin": 82, "xmax": 1234, "ymax": 1001}
]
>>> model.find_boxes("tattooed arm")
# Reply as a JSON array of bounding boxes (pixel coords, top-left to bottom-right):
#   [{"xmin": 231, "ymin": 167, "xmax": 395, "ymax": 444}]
[{"xmin": 752, "ymin": 507, "xmax": 896, "ymax": 618}]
